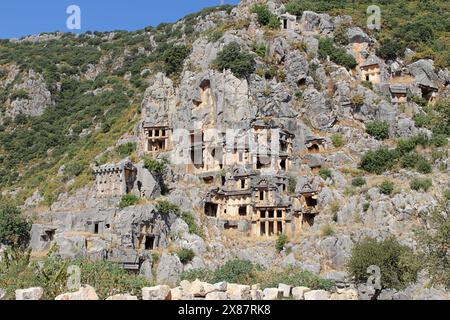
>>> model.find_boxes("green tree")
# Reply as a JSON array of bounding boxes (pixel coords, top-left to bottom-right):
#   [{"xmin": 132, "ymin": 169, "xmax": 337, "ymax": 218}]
[
  {"xmin": 162, "ymin": 45, "xmax": 190, "ymax": 77},
  {"xmin": 212, "ymin": 42, "xmax": 255, "ymax": 78},
  {"xmin": 359, "ymin": 147, "xmax": 396, "ymax": 174},
  {"xmin": 275, "ymin": 234, "xmax": 288, "ymax": 252},
  {"xmin": 0, "ymin": 204, "xmax": 32, "ymax": 247},
  {"xmin": 176, "ymin": 248, "xmax": 195, "ymax": 264},
  {"xmin": 251, "ymin": 4, "xmax": 280, "ymax": 29},
  {"xmin": 414, "ymin": 202, "xmax": 449, "ymax": 289},
  {"xmin": 347, "ymin": 237, "xmax": 420, "ymax": 299},
  {"xmin": 366, "ymin": 121, "xmax": 389, "ymax": 140},
  {"xmin": 118, "ymin": 194, "xmax": 139, "ymax": 209}
]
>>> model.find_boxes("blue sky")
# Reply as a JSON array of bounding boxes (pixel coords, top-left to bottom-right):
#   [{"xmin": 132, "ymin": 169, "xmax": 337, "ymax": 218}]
[{"xmin": 0, "ymin": 0, "xmax": 240, "ymax": 39}]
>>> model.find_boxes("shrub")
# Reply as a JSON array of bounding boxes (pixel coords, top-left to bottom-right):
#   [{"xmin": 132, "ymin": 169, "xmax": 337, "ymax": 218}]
[
  {"xmin": 65, "ymin": 162, "xmax": 87, "ymax": 178},
  {"xmin": 251, "ymin": 4, "xmax": 279, "ymax": 29},
  {"xmin": 212, "ymin": 42, "xmax": 255, "ymax": 78},
  {"xmin": 400, "ymin": 152, "xmax": 420, "ymax": 169},
  {"xmin": 143, "ymin": 157, "xmax": 168, "ymax": 174},
  {"xmin": 366, "ymin": 121, "xmax": 389, "ymax": 140},
  {"xmin": 176, "ymin": 248, "xmax": 195, "ymax": 264},
  {"xmin": 431, "ymin": 134, "xmax": 448, "ymax": 147},
  {"xmin": 376, "ymin": 38, "xmax": 405, "ymax": 60},
  {"xmin": 347, "ymin": 237, "xmax": 420, "ymax": 295},
  {"xmin": 361, "ymin": 81, "xmax": 373, "ymax": 90},
  {"xmin": 320, "ymin": 224, "xmax": 335, "ymax": 237},
  {"xmin": 318, "ymin": 38, "xmax": 357, "ymax": 69},
  {"xmin": 156, "ymin": 200, "xmax": 180, "ymax": 216},
  {"xmin": 416, "ymin": 159, "xmax": 432, "ymax": 174},
  {"xmin": 445, "ymin": 190, "xmax": 450, "ymax": 200},
  {"xmin": 331, "ymin": 134, "xmax": 345, "ymax": 147},
  {"xmin": 0, "ymin": 204, "xmax": 32, "ymax": 247},
  {"xmin": 350, "ymin": 94, "xmax": 364, "ymax": 106},
  {"xmin": 118, "ymin": 194, "xmax": 139, "ymax": 208},
  {"xmin": 181, "ymin": 268, "xmax": 214, "ymax": 283},
  {"xmin": 275, "ymin": 234, "xmax": 288, "ymax": 253},
  {"xmin": 414, "ymin": 202, "xmax": 450, "ymax": 289},
  {"xmin": 258, "ymin": 269, "xmax": 334, "ymax": 291},
  {"xmin": 116, "ymin": 142, "xmax": 136, "ymax": 157},
  {"xmin": 181, "ymin": 212, "xmax": 205, "ymax": 238},
  {"xmin": 211, "ymin": 259, "xmax": 257, "ymax": 284},
  {"xmin": 359, "ymin": 147, "xmax": 396, "ymax": 174},
  {"xmin": 319, "ymin": 168, "xmax": 332, "ymax": 180},
  {"xmin": 287, "ymin": 177, "xmax": 297, "ymax": 194},
  {"xmin": 363, "ymin": 202, "xmax": 370, "ymax": 212},
  {"xmin": 379, "ymin": 181, "xmax": 394, "ymax": 195},
  {"xmin": 410, "ymin": 178, "xmax": 432, "ymax": 192},
  {"xmin": 395, "ymin": 138, "xmax": 417, "ymax": 156},
  {"xmin": 352, "ymin": 176, "xmax": 366, "ymax": 187},
  {"xmin": 162, "ymin": 45, "xmax": 190, "ymax": 77}
]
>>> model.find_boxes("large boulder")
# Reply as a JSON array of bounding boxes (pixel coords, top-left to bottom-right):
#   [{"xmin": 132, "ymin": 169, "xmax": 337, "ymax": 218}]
[
  {"xmin": 226, "ymin": 284, "xmax": 252, "ymax": 300},
  {"xmin": 55, "ymin": 285, "xmax": 99, "ymax": 300},
  {"xmin": 15, "ymin": 287, "xmax": 43, "ymax": 300},
  {"xmin": 55, "ymin": 235, "xmax": 87, "ymax": 260},
  {"xmin": 304, "ymin": 290, "xmax": 331, "ymax": 300},
  {"xmin": 156, "ymin": 253, "xmax": 183, "ymax": 287},
  {"xmin": 142, "ymin": 285, "xmax": 171, "ymax": 300},
  {"xmin": 292, "ymin": 287, "xmax": 311, "ymax": 300},
  {"xmin": 262, "ymin": 288, "xmax": 282, "ymax": 300}
]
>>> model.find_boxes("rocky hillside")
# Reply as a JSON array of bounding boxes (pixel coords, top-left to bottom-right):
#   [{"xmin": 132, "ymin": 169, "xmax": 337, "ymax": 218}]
[{"xmin": 0, "ymin": 0, "xmax": 449, "ymax": 300}]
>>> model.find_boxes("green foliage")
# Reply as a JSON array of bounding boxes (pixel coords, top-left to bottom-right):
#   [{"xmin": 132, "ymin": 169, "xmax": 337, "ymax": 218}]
[
  {"xmin": 211, "ymin": 259, "xmax": 257, "ymax": 284},
  {"xmin": 350, "ymin": 94, "xmax": 364, "ymax": 106},
  {"xmin": 359, "ymin": 147, "xmax": 396, "ymax": 174},
  {"xmin": 445, "ymin": 190, "xmax": 450, "ymax": 200},
  {"xmin": 10, "ymin": 89, "xmax": 29, "ymax": 100},
  {"xmin": 331, "ymin": 134, "xmax": 345, "ymax": 148},
  {"xmin": 400, "ymin": 152, "xmax": 420, "ymax": 169},
  {"xmin": 352, "ymin": 176, "xmax": 366, "ymax": 187},
  {"xmin": 318, "ymin": 37, "xmax": 357, "ymax": 69},
  {"xmin": 251, "ymin": 4, "xmax": 279, "ymax": 29},
  {"xmin": 252, "ymin": 42, "xmax": 267, "ymax": 58},
  {"xmin": 162, "ymin": 45, "xmax": 190, "ymax": 77},
  {"xmin": 212, "ymin": 42, "xmax": 255, "ymax": 78},
  {"xmin": 116, "ymin": 142, "xmax": 136, "ymax": 157},
  {"xmin": 181, "ymin": 268, "xmax": 214, "ymax": 283},
  {"xmin": 64, "ymin": 162, "xmax": 86, "ymax": 178},
  {"xmin": 287, "ymin": 177, "xmax": 297, "ymax": 194},
  {"xmin": 379, "ymin": 180, "xmax": 394, "ymax": 195},
  {"xmin": 118, "ymin": 194, "xmax": 139, "ymax": 209},
  {"xmin": 275, "ymin": 234, "xmax": 288, "ymax": 253},
  {"xmin": 0, "ymin": 246, "xmax": 151, "ymax": 300},
  {"xmin": 377, "ymin": 38, "xmax": 406, "ymax": 61},
  {"xmin": 431, "ymin": 134, "xmax": 448, "ymax": 147},
  {"xmin": 156, "ymin": 200, "xmax": 180, "ymax": 216},
  {"xmin": 414, "ymin": 202, "xmax": 450, "ymax": 289},
  {"xmin": 416, "ymin": 158, "xmax": 432, "ymax": 174},
  {"xmin": 347, "ymin": 237, "xmax": 420, "ymax": 292},
  {"xmin": 259, "ymin": 269, "xmax": 334, "ymax": 291},
  {"xmin": 366, "ymin": 121, "xmax": 389, "ymax": 140},
  {"xmin": 319, "ymin": 168, "xmax": 332, "ymax": 180},
  {"xmin": 181, "ymin": 212, "xmax": 205, "ymax": 238},
  {"xmin": 143, "ymin": 157, "xmax": 169, "ymax": 174},
  {"xmin": 284, "ymin": 0, "xmax": 449, "ymax": 66},
  {"xmin": 176, "ymin": 248, "xmax": 195, "ymax": 264},
  {"xmin": 410, "ymin": 178, "xmax": 432, "ymax": 192},
  {"xmin": 0, "ymin": 203, "xmax": 32, "ymax": 247}
]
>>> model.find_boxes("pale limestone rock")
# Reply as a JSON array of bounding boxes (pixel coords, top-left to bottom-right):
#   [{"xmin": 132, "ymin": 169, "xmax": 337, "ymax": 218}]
[
  {"xmin": 214, "ymin": 282, "xmax": 228, "ymax": 292},
  {"xmin": 262, "ymin": 288, "xmax": 282, "ymax": 300},
  {"xmin": 15, "ymin": 287, "xmax": 43, "ymax": 300},
  {"xmin": 106, "ymin": 294, "xmax": 138, "ymax": 300},
  {"xmin": 292, "ymin": 287, "xmax": 311, "ymax": 300},
  {"xmin": 205, "ymin": 291, "xmax": 229, "ymax": 300},
  {"xmin": 251, "ymin": 289, "xmax": 263, "ymax": 300},
  {"xmin": 170, "ymin": 287, "xmax": 194, "ymax": 300},
  {"xmin": 55, "ymin": 285, "xmax": 99, "ymax": 300},
  {"xmin": 278, "ymin": 283, "xmax": 292, "ymax": 298},
  {"xmin": 142, "ymin": 285, "xmax": 171, "ymax": 300},
  {"xmin": 226, "ymin": 284, "xmax": 251, "ymax": 300},
  {"xmin": 304, "ymin": 290, "xmax": 331, "ymax": 300}
]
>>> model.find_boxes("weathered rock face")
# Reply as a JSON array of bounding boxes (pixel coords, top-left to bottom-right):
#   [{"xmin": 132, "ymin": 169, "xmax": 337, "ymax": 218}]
[
  {"xmin": 303, "ymin": 87, "xmax": 336, "ymax": 129},
  {"xmin": 156, "ymin": 254, "xmax": 183, "ymax": 287},
  {"xmin": 6, "ymin": 69, "xmax": 52, "ymax": 118}
]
